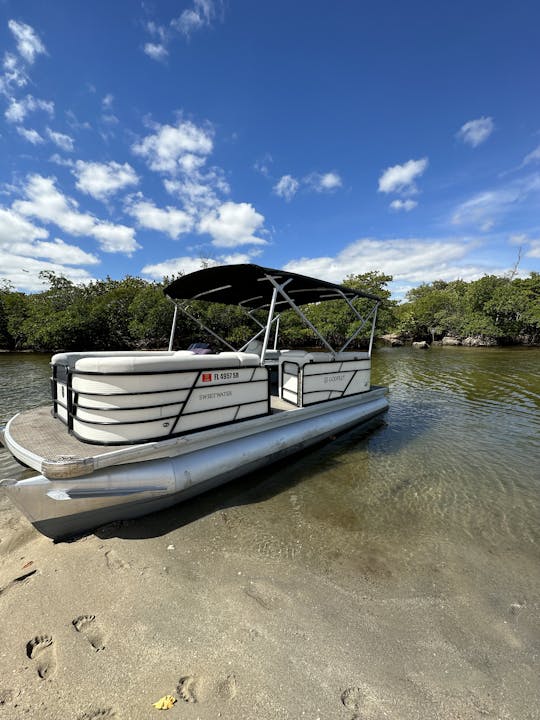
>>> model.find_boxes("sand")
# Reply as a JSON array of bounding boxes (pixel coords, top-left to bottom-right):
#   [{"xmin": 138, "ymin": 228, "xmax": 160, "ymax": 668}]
[{"xmin": 0, "ymin": 467, "xmax": 538, "ymax": 720}]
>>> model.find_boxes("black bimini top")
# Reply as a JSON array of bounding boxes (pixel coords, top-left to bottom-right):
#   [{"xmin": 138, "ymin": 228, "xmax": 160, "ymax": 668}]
[{"xmin": 164, "ymin": 264, "xmax": 381, "ymax": 312}]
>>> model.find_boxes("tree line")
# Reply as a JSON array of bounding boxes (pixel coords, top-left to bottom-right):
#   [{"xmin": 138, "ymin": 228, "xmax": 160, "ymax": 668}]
[{"xmin": 0, "ymin": 269, "xmax": 538, "ymax": 352}]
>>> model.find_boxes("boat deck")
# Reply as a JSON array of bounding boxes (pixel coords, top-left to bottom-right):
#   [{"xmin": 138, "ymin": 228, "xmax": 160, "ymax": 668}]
[{"xmin": 5, "ymin": 397, "xmax": 296, "ymax": 466}]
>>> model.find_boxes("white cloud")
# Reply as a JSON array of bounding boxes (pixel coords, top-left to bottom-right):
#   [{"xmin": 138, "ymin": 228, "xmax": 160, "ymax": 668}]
[
  {"xmin": 254, "ymin": 154, "xmax": 273, "ymax": 177},
  {"xmin": 390, "ymin": 199, "xmax": 417, "ymax": 212},
  {"xmin": 522, "ymin": 144, "xmax": 540, "ymax": 167},
  {"xmin": 8, "ymin": 238, "xmax": 99, "ymax": 265},
  {"xmin": 144, "ymin": 43, "xmax": 169, "ymax": 62},
  {"xmin": 132, "ymin": 117, "xmax": 266, "ymax": 245},
  {"xmin": 164, "ymin": 178, "xmax": 221, "ymax": 214},
  {"xmin": 5, "ymin": 94, "xmax": 54, "ymax": 123},
  {"xmin": 132, "ymin": 119, "xmax": 213, "ymax": 174},
  {"xmin": 46, "ymin": 128, "xmax": 75, "ymax": 151},
  {"xmin": 102, "ymin": 113, "xmax": 119, "ymax": 126},
  {"xmin": 0, "ymin": 207, "xmax": 48, "ymax": 243},
  {"xmin": 174, "ymin": 10, "xmax": 204, "ymax": 35},
  {"xmin": 452, "ymin": 190, "xmax": 512, "ymax": 230},
  {"xmin": 378, "ymin": 157, "xmax": 428, "ymax": 195},
  {"xmin": 284, "ymin": 237, "xmax": 505, "ymax": 291},
  {"xmin": 306, "ymin": 171, "xmax": 342, "ymax": 192},
  {"xmin": 142, "ymin": 2, "xmax": 218, "ymax": 62},
  {"xmin": 91, "ymin": 222, "xmax": 139, "ymax": 254},
  {"xmin": 457, "ymin": 116, "xmax": 494, "ymax": 147},
  {"xmin": 66, "ymin": 110, "xmax": 92, "ymax": 131},
  {"xmin": 8, "ymin": 20, "xmax": 46, "ymax": 64},
  {"xmin": 13, "ymin": 174, "xmax": 139, "ymax": 253},
  {"xmin": 0, "ymin": 250, "xmax": 96, "ymax": 293},
  {"xmin": 141, "ymin": 250, "xmax": 260, "ymax": 281},
  {"xmin": 273, "ymin": 175, "xmax": 299, "ymax": 201},
  {"xmin": 510, "ymin": 233, "xmax": 540, "ymax": 259},
  {"xmin": 219, "ymin": 251, "xmax": 262, "ymax": 265},
  {"xmin": 177, "ymin": 153, "xmax": 207, "ymax": 173},
  {"xmin": 273, "ymin": 170, "xmax": 343, "ymax": 201},
  {"xmin": 17, "ymin": 126, "xmax": 44, "ymax": 144},
  {"xmin": 1, "ymin": 22, "xmax": 44, "ymax": 100},
  {"xmin": 74, "ymin": 161, "xmax": 139, "ymax": 200},
  {"xmin": 452, "ymin": 175, "xmax": 540, "ymax": 230},
  {"xmin": 49, "ymin": 153, "xmax": 75, "ymax": 167},
  {"xmin": 14, "ymin": 174, "xmax": 96, "ymax": 235},
  {"xmin": 0, "ymin": 205, "xmax": 99, "ymax": 291},
  {"xmin": 142, "ymin": 255, "xmax": 217, "ymax": 279},
  {"xmin": 102, "ymin": 94, "xmax": 114, "ymax": 110},
  {"xmin": 172, "ymin": 0, "xmax": 216, "ymax": 37},
  {"xmin": 198, "ymin": 202, "xmax": 266, "ymax": 247},
  {"xmin": 142, "ymin": 21, "xmax": 169, "ymax": 60},
  {"xmin": 125, "ymin": 196, "xmax": 194, "ymax": 239},
  {"xmin": 1, "ymin": 52, "xmax": 28, "ymax": 91}
]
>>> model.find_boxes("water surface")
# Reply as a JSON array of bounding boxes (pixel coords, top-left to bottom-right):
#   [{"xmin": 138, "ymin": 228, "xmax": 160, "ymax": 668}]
[
  {"xmin": 1, "ymin": 347, "xmax": 538, "ymax": 717},
  {"xmin": 2, "ymin": 346, "xmax": 538, "ymax": 564}
]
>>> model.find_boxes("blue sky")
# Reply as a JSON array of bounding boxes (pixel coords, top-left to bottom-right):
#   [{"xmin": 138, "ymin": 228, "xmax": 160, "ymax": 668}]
[{"xmin": 1, "ymin": 0, "xmax": 539, "ymax": 297}]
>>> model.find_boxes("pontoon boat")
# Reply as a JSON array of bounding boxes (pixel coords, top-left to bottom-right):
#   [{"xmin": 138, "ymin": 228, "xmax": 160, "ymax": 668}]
[{"xmin": 0, "ymin": 264, "xmax": 388, "ymax": 539}]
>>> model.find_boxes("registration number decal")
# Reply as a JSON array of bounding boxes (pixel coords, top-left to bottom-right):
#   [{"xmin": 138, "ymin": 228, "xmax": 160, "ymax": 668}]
[{"xmin": 201, "ymin": 371, "xmax": 240, "ymax": 383}]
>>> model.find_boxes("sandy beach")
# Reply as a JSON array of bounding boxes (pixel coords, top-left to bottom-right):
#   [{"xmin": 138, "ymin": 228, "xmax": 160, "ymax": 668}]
[{"xmin": 1, "ymin": 434, "xmax": 539, "ymax": 720}]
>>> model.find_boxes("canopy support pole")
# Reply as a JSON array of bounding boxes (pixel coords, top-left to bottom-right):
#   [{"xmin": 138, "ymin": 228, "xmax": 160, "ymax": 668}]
[
  {"xmin": 168, "ymin": 302, "xmax": 178, "ymax": 351},
  {"xmin": 265, "ymin": 275, "xmax": 336, "ymax": 354},
  {"xmin": 367, "ymin": 303, "xmax": 379, "ymax": 358},
  {"xmin": 178, "ymin": 302, "xmax": 236, "ymax": 351},
  {"xmin": 339, "ymin": 303, "xmax": 378, "ymax": 353},
  {"xmin": 260, "ymin": 286, "xmax": 280, "ymax": 363}
]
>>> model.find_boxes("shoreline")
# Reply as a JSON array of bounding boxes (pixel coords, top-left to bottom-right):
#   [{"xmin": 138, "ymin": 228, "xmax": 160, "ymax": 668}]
[{"xmin": 2, "ymin": 340, "xmax": 540, "ymax": 356}]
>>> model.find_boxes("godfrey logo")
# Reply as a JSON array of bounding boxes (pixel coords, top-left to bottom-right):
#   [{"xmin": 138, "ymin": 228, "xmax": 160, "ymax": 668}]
[
  {"xmin": 324, "ymin": 374, "xmax": 346, "ymax": 383},
  {"xmin": 201, "ymin": 373, "xmax": 212, "ymax": 383}
]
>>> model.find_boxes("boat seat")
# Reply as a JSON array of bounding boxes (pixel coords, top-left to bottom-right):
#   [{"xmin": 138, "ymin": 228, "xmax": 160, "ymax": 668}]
[
  {"xmin": 51, "ymin": 350, "xmax": 180, "ymax": 370},
  {"xmin": 278, "ymin": 350, "xmax": 313, "ymax": 365},
  {"xmin": 215, "ymin": 351, "xmax": 261, "ymax": 367},
  {"xmin": 68, "ymin": 351, "xmax": 260, "ymax": 374}
]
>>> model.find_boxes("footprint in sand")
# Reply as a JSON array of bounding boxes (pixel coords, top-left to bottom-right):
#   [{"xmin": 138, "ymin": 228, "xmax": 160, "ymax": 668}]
[
  {"xmin": 78, "ymin": 709, "xmax": 115, "ymax": 720},
  {"xmin": 72, "ymin": 615, "xmax": 106, "ymax": 651},
  {"xmin": 104, "ymin": 550, "xmax": 130, "ymax": 570},
  {"xmin": 177, "ymin": 675, "xmax": 198, "ymax": 703},
  {"xmin": 218, "ymin": 673, "xmax": 238, "ymax": 701},
  {"xmin": 177, "ymin": 673, "xmax": 237, "ymax": 704},
  {"xmin": 0, "ymin": 688, "xmax": 14, "ymax": 705},
  {"xmin": 26, "ymin": 635, "xmax": 57, "ymax": 679},
  {"xmin": 341, "ymin": 686, "xmax": 363, "ymax": 712}
]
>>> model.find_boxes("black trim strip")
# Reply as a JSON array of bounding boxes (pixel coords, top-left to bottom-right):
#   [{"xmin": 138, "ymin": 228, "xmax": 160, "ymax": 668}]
[{"xmin": 68, "ymin": 409, "xmax": 271, "ymax": 446}]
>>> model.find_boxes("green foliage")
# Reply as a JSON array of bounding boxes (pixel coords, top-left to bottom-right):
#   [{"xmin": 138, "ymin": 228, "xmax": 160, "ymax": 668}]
[
  {"xmin": 0, "ymin": 283, "xmax": 29, "ymax": 350},
  {"xmin": 0, "ymin": 270, "xmax": 538, "ymax": 352},
  {"xmin": 396, "ymin": 273, "xmax": 540, "ymax": 343}
]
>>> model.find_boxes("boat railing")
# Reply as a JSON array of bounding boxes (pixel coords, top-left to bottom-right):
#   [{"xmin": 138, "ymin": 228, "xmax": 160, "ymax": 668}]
[{"xmin": 278, "ymin": 351, "xmax": 371, "ymax": 408}]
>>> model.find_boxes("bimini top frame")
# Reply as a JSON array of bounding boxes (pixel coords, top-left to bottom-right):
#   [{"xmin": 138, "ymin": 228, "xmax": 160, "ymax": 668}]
[{"xmin": 164, "ymin": 263, "xmax": 382, "ymax": 362}]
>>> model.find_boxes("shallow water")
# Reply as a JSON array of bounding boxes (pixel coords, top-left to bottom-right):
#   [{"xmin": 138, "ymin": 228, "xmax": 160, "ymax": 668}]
[
  {"xmin": 0, "ymin": 348, "xmax": 540, "ymax": 552},
  {"xmin": 1, "ymin": 347, "xmax": 539, "ymax": 574},
  {"xmin": 1, "ymin": 347, "xmax": 538, "ymax": 719}
]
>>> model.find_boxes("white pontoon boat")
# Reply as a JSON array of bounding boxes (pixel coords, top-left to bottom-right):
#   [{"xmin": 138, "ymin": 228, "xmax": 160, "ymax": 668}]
[{"xmin": 0, "ymin": 264, "xmax": 389, "ymax": 539}]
